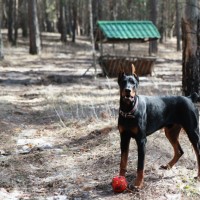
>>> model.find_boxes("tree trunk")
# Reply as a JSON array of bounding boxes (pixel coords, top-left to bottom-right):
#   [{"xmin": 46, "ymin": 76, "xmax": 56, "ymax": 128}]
[
  {"xmin": 72, "ymin": 1, "xmax": 77, "ymax": 43},
  {"xmin": 182, "ymin": 0, "xmax": 200, "ymax": 95},
  {"xmin": 149, "ymin": 0, "xmax": 158, "ymax": 54},
  {"xmin": 44, "ymin": 0, "xmax": 55, "ymax": 32},
  {"xmin": 96, "ymin": 0, "xmax": 102, "ymax": 20},
  {"xmin": 0, "ymin": 22, "xmax": 3, "ymax": 59},
  {"xmin": 159, "ymin": 1, "xmax": 165, "ymax": 43},
  {"xmin": 89, "ymin": 0, "xmax": 96, "ymax": 76},
  {"xmin": 28, "ymin": 0, "xmax": 41, "ymax": 54},
  {"xmin": 59, "ymin": 0, "xmax": 67, "ymax": 43},
  {"xmin": 109, "ymin": 0, "xmax": 114, "ymax": 20},
  {"xmin": 93, "ymin": 0, "xmax": 100, "ymax": 50},
  {"xmin": 20, "ymin": 0, "xmax": 28, "ymax": 37},
  {"xmin": 176, "ymin": 0, "xmax": 181, "ymax": 51},
  {"xmin": 7, "ymin": 0, "xmax": 14, "ymax": 43},
  {"xmin": 0, "ymin": 0, "xmax": 4, "ymax": 59},
  {"xmin": 13, "ymin": 0, "xmax": 18, "ymax": 46}
]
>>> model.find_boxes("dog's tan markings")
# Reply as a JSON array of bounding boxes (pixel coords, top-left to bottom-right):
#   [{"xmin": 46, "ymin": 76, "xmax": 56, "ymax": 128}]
[
  {"xmin": 134, "ymin": 170, "xmax": 144, "ymax": 189},
  {"xmin": 130, "ymin": 126, "xmax": 139, "ymax": 136},
  {"xmin": 132, "ymin": 64, "xmax": 136, "ymax": 74},
  {"xmin": 130, "ymin": 90, "xmax": 136, "ymax": 98},
  {"xmin": 118, "ymin": 125, "xmax": 138, "ymax": 136},
  {"xmin": 118, "ymin": 125, "xmax": 124, "ymax": 134},
  {"xmin": 160, "ymin": 124, "xmax": 183, "ymax": 169},
  {"xmin": 120, "ymin": 154, "xmax": 128, "ymax": 176}
]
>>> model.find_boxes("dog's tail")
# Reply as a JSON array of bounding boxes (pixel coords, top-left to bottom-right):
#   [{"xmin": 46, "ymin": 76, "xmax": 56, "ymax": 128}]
[{"xmin": 188, "ymin": 92, "xmax": 200, "ymax": 103}]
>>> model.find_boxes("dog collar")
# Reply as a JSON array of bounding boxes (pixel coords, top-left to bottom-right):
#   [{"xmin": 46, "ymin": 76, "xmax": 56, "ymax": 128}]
[{"xmin": 119, "ymin": 96, "xmax": 138, "ymax": 118}]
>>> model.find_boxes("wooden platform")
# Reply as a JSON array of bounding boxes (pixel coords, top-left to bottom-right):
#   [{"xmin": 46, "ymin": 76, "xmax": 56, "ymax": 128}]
[{"xmin": 99, "ymin": 55, "xmax": 156, "ymax": 77}]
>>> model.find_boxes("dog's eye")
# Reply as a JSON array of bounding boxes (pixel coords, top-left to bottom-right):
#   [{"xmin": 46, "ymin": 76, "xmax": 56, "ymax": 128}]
[{"xmin": 129, "ymin": 78, "xmax": 135, "ymax": 84}]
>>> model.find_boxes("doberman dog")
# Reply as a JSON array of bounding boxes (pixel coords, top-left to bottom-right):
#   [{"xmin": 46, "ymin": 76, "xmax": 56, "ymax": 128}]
[{"xmin": 118, "ymin": 64, "xmax": 200, "ymax": 189}]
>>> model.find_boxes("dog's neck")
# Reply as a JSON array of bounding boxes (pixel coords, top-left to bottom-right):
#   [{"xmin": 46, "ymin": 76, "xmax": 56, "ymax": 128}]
[{"xmin": 120, "ymin": 95, "xmax": 138, "ymax": 113}]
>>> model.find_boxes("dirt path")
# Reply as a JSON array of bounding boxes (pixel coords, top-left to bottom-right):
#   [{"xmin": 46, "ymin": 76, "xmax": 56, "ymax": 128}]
[{"xmin": 0, "ymin": 35, "xmax": 200, "ymax": 199}]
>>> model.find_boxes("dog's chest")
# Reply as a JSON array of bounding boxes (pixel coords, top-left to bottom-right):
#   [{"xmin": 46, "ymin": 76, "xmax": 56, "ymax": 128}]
[{"xmin": 118, "ymin": 118, "xmax": 139, "ymax": 136}]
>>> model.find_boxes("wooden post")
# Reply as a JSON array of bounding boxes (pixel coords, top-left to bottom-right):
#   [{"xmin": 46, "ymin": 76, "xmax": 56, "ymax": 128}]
[{"xmin": 128, "ymin": 43, "xmax": 130, "ymax": 52}]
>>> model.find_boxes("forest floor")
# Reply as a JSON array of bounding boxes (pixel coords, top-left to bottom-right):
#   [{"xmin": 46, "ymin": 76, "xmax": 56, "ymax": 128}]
[{"xmin": 0, "ymin": 33, "xmax": 200, "ymax": 200}]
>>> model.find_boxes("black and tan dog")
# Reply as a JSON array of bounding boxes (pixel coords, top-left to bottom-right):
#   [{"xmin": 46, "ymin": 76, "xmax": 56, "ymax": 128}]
[{"xmin": 118, "ymin": 64, "xmax": 200, "ymax": 189}]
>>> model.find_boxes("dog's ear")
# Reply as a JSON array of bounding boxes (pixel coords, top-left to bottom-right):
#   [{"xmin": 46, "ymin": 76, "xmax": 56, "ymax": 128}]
[
  {"xmin": 132, "ymin": 64, "xmax": 139, "ymax": 85},
  {"xmin": 135, "ymin": 74, "xmax": 139, "ymax": 85},
  {"xmin": 132, "ymin": 64, "xmax": 136, "ymax": 74},
  {"xmin": 118, "ymin": 64, "xmax": 125, "ymax": 84},
  {"xmin": 118, "ymin": 72, "xmax": 125, "ymax": 85}
]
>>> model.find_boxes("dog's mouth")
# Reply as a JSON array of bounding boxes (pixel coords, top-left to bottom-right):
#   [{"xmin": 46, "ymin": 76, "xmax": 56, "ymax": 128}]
[
  {"xmin": 125, "ymin": 95, "xmax": 133, "ymax": 99},
  {"xmin": 123, "ymin": 94, "xmax": 135, "ymax": 101},
  {"xmin": 125, "ymin": 91, "xmax": 135, "ymax": 99}
]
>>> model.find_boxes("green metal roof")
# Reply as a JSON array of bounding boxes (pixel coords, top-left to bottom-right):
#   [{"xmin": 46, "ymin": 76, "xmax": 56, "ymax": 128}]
[{"xmin": 96, "ymin": 21, "xmax": 160, "ymax": 42}]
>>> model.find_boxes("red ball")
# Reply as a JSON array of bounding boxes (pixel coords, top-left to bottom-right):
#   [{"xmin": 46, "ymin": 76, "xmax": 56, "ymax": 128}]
[{"xmin": 112, "ymin": 176, "xmax": 128, "ymax": 193}]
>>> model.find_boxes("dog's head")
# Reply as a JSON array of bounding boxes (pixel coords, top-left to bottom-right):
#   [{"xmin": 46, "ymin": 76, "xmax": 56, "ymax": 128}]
[{"xmin": 118, "ymin": 64, "xmax": 139, "ymax": 100}]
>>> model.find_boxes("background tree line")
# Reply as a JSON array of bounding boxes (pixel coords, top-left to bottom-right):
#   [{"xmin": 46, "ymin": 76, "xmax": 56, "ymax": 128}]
[
  {"xmin": 0, "ymin": 0, "xmax": 200, "ymax": 96},
  {"xmin": 0, "ymin": 0, "xmax": 184, "ymax": 52}
]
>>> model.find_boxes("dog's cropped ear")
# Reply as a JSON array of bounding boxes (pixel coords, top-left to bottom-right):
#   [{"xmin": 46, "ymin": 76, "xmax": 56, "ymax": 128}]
[
  {"xmin": 132, "ymin": 64, "xmax": 139, "ymax": 84},
  {"xmin": 118, "ymin": 65, "xmax": 125, "ymax": 84},
  {"xmin": 135, "ymin": 75, "xmax": 139, "ymax": 85},
  {"xmin": 132, "ymin": 64, "xmax": 136, "ymax": 74}
]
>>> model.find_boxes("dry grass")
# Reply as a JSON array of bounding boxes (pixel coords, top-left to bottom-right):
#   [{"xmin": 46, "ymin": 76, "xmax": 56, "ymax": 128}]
[{"xmin": 0, "ymin": 34, "xmax": 200, "ymax": 199}]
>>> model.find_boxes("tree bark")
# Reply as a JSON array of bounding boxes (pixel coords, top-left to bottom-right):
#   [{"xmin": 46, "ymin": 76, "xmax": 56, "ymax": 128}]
[
  {"xmin": 28, "ymin": 0, "xmax": 41, "ymax": 54},
  {"xmin": 59, "ymin": 0, "xmax": 67, "ymax": 43},
  {"xmin": 149, "ymin": 0, "xmax": 158, "ymax": 54},
  {"xmin": 176, "ymin": 0, "xmax": 181, "ymax": 51},
  {"xmin": 89, "ymin": 0, "xmax": 96, "ymax": 76},
  {"xmin": 0, "ymin": 0, "xmax": 4, "ymax": 59},
  {"xmin": 182, "ymin": 0, "xmax": 200, "ymax": 95},
  {"xmin": 7, "ymin": 0, "xmax": 14, "ymax": 43},
  {"xmin": 20, "ymin": 0, "xmax": 28, "ymax": 37},
  {"xmin": 71, "ymin": 0, "xmax": 77, "ymax": 43},
  {"xmin": 44, "ymin": 0, "xmax": 52, "ymax": 32},
  {"xmin": 13, "ymin": 0, "xmax": 18, "ymax": 46},
  {"xmin": 159, "ymin": 1, "xmax": 165, "ymax": 43}
]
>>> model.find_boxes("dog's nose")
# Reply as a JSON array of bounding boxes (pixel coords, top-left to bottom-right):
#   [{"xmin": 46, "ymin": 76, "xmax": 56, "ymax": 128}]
[{"xmin": 125, "ymin": 88, "xmax": 131, "ymax": 93}]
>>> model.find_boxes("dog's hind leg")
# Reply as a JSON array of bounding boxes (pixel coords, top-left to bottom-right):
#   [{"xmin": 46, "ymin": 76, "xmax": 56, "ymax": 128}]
[
  {"xmin": 160, "ymin": 124, "xmax": 183, "ymax": 169},
  {"xmin": 192, "ymin": 141, "xmax": 200, "ymax": 179},
  {"xmin": 184, "ymin": 128, "xmax": 200, "ymax": 179}
]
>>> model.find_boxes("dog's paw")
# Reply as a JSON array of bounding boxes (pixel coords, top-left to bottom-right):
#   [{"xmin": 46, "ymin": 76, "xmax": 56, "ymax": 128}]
[
  {"xmin": 160, "ymin": 164, "xmax": 171, "ymax": 170},
  {"xmin": 134, "ymin": 180, "xmax": 144, "ymax": 190},
  {"xmin": 127, "ymin": 184, "xmax": 141, "ymax": 193},
  {"xmin": 194, "ymin": 176, "xmax": 200, "ymax": 181}
]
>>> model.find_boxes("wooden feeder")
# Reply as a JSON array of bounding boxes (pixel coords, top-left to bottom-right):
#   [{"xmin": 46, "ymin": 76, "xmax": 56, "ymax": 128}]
[{"xmin": 95, "ymin": 21, "xmax": 161, "ymax": 77}]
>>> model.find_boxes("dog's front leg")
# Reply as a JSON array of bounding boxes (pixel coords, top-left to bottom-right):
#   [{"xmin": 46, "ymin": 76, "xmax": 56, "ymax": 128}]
[
  {"xmin": 119, "ymin": 133, "xmax": 131, "ymax": 176},
  {"xmin": 134, "ymin": 138, "xmax": 147, "ymax": 189}
]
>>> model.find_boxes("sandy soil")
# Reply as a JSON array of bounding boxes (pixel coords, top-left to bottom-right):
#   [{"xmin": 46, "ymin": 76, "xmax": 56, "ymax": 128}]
[{"xmin": 0, "ymin": 34, "xmax": 200, "ymax": 200}]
